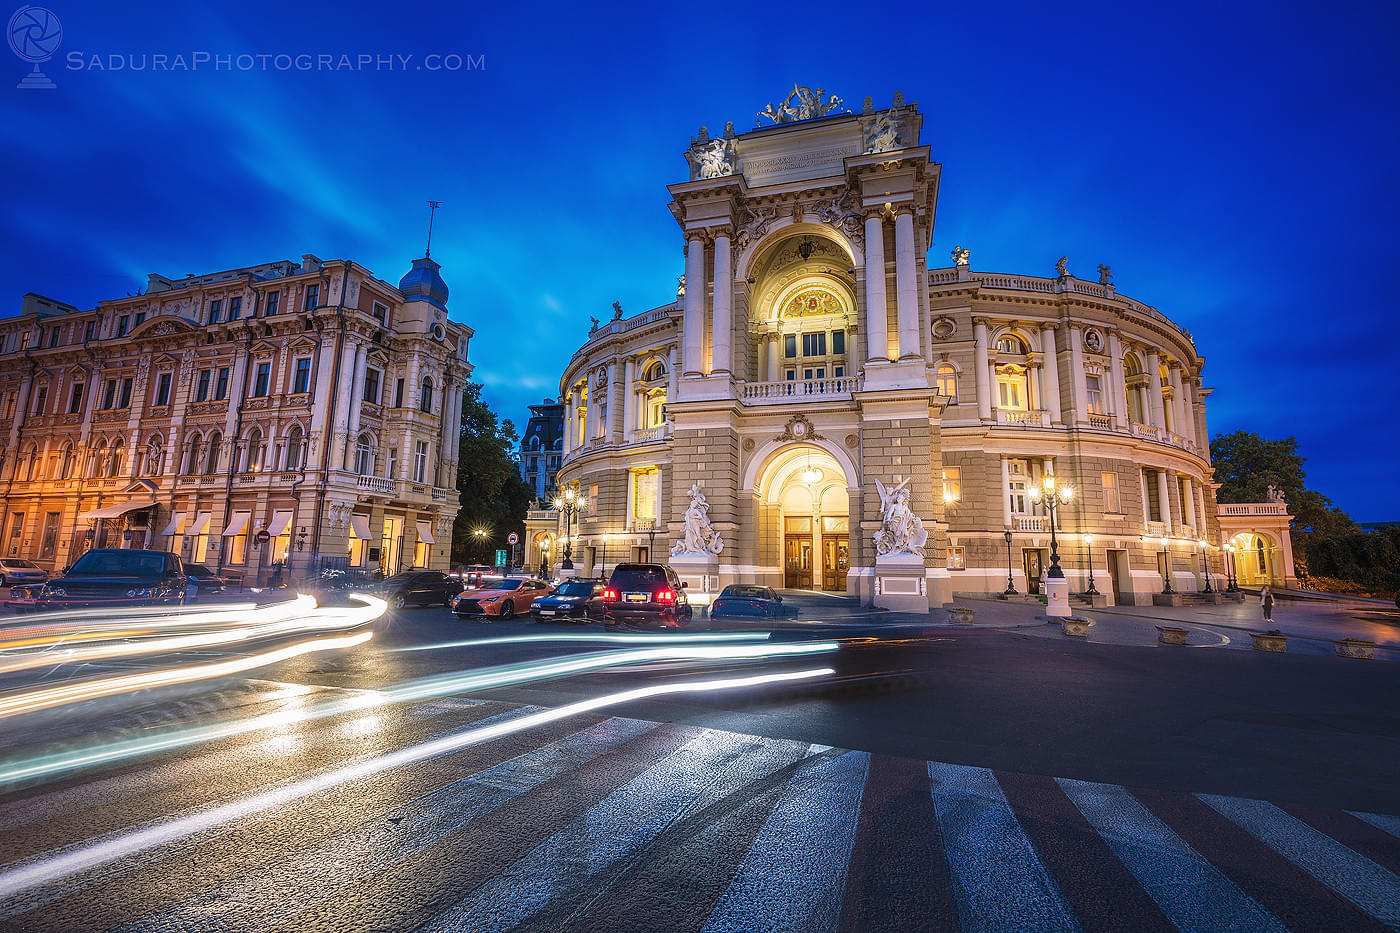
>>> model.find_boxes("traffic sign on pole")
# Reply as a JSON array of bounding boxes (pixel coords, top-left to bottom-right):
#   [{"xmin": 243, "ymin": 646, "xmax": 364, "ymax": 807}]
[{"xmin": 507, "ymin": 532, "xmax": 519, "ymax": 546}]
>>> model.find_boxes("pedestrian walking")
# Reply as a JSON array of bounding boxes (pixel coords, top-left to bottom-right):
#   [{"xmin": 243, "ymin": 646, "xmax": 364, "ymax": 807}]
[{"xmin": 1260, "ymin": 585, "xmax": 1274, "ymax": 624}]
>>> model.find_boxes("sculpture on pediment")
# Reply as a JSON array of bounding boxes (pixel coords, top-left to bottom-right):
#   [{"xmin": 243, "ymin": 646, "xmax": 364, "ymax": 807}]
[
  {"xmin": 1097, "ymin": 263, "xmax": 1113, "ymax": 285},
  {"xmin": 695, "ymin": 138, "xmax": 735, "ymax": 179},
  {"xmin": 1055, "ymin": 256, "xmax": 1069, "ymax": 277},
  {"xmin": 1266, "ymin": 484, "xmax": 1287, "ymax": 505},
  {"xmin": 612, "ymin": 300, "xmax": 623, "ymax": 320},
  {"xmin": 589, "ymin": 316, "xmax": 600, "ymax": 334},
  {"xmin": 952, "ymin": 245, "xmax": 971, "ymax": 266},
  {"xmin": 757, "ymin": 84, "xmax": 846, "ymax": 125},
  {"xmin": 873, "ymin": 476, "xmax": 928, "ymax": 558},
  {"xmin": 864, "ymin": 109, "xmax": 901, "ymax": 154},
  {"xmin": 672, "ymin": 482, "xmax": 724, "ymax": 556},
  {"xmin": 676, "ymin": 275, "xmax": 686, "ymax": 300}
]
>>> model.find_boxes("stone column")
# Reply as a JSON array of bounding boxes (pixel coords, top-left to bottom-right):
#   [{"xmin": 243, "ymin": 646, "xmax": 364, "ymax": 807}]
[
  {"xmin": 344, "ymin": 343, "xmax": 368, "ymax": 468},
  {"xmin": 682, "ymin": 235, "xmax": 706, "ymax": 376},
  {"xmin": 864, "ymin": 214, "xmax": 888, "ymax": 363},
  {"xmin": 894, "ymin": 210, "xmax": 919, "ymax": 359},
  {"xmin": 667, "ymin": 347, "xmax": 678, "ymax": 399},
  {"xmin": 622, "ymin": 358, "xmax": 635, "ymax": 441},
  {"xmin": 1181, "ymin": 380, "xmax": 1200, "ymax": 447},
  {"xmin": 1000, "ymin": 456, "xmax": 1013, "ymax": 528},
  {"xmin": 1145, "ymin": 350, "xmax": 1166, "ymax": 430},
  {"xmin": 1182, "ymin": 476, "xmax": 1197, "ymax": 531},
  {"xmin": 766, "ymin": 334, "xmax": 779, "ymax": 382},
  {"xmin": 609, "ymin": 361, "xmax": 624, "ymax": 440},
  {"xmin": 1140, "ymin": 470, "xmax": 1153, "ymax": 531},
  {"xmin": 1108, "ymin": 331, "xmax": 1128, "ymax": 429},
  {"xmin": 973, "ymin": 320, "xmax": 992, "ymax": 420},
  {"xmin": 1156, "ymin": 469, "xmax": 1173, "ymax": 534},
  {"xmin": 1168, "ymin": 366, "xmax": 1190, "ymax": 440},
  {"xmin": 711, "ymin": 232, "xmax": 732, "ymax": 375},
  {"xmin": 1068, "ymin": 325, "xmax": 1088, "ymax": 422},
  {"xmin": 1040, "ymin": 325, "xmax": 1062, "ymax": 424}
]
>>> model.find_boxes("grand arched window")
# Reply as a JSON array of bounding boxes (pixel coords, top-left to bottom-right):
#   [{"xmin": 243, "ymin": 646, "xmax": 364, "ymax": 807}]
[
  {"xmin": 936, "ymin": 364, "xmax": 958, "ymax": 401},
  {"xmin": 246, "ymin": 428, "xmax": 264, "ymax": 472},
  {"xmin": 997, "ymin": 334, "xmax": 1028, "ymax": 354},
  {"xmin": 205, "ymin": 433, "xmax": 222, "ymax": 475},
  {"xmin": 185, "ymin": 435, "xmax": 202, "ymax": 475},
  {"xmin": 355, "ymin": 432, "xmax": 373, "ymax": 475},
  {"xmin": 285, "ymin": 425, "xmax": 305, "ymax": 470},
  {"xmin": 775, "ymin": 286, "xmax": 850, "ymax": 382},
  {"xmin": 107, "ymin": 438, "xmax": 124, "ymax": 477}
]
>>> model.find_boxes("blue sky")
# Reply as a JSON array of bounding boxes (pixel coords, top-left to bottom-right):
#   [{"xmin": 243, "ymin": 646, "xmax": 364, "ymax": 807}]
[{"xmin": 2, "ymin": 1, "xmax": 1396, "ymax": 519}]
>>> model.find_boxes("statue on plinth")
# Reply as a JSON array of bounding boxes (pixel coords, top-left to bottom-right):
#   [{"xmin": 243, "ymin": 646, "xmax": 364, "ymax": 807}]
[
  {"xmin": 1055, "ymin": 256, "xmax": 1070, "ymax": 277},
  {"xmin": 873, "ymin": 477, "xmax": 928, "ymax": 558},
  {"xmin": 951, "ymin": 245, "xmax": 971, "ymax": 266},
  {"xmin": 1097, "ymin": 263, "xmax": 1113, "ymax": 285},
  {"xmin": 672, "ymin": 482, "xmax": 724, "ymax": 556}
]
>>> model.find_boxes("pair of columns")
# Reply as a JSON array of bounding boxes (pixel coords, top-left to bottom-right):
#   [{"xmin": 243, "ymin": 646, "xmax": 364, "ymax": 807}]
[
  {"xmin": 864, "ymin": 210, "xmax": 921, "ymax": 362},
  {"xmin": 682, "ymin": 232, "xmax": 732, "ymax": 377}
]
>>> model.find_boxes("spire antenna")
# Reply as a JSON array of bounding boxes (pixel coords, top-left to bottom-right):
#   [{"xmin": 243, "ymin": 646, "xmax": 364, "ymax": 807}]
[{"xmin": 424, "ymin": 200, "xmax": 443, "ymax": 258}]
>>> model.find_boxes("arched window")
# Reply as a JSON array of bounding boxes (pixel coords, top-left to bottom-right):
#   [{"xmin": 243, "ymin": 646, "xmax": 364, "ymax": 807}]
[
  {"xmin": 205, "ymin": 433, "xmax": 222, "ymax": 475},
  {"xmin": 997, "ymin": 334, "xmax": 1028, "ymax": 354},
  {"xmin": 23, "ymin": 443, "xmax": 38, "ymax": 481},
  {"xmin": 0, "ymin": 448, "xmax": 7, "ymax": 480},
  {"xmin": 355, "ymin": 432, "xmax": 373, "ymax": 475},
  {"xmin": 936, "ymin": 364, "xmax": 958, "ymax": 401},
  {"xmin": 146, "ymin": 436, "xmax": 163, "ymax": 476},
  {"xmin": 60, "ymin": 442, "xmax": 75, "ymax": 479},
  {"xmin": 286, "ymin": 425, "xmax": 304, "ymax": 470},
  {"xmin": 1124, "ymin": 353, "xmax": 1145, "ymax": 424},
  {"xmin": 185, "ymin": 435, "xmax": 202, "ymax": 475},
  {"xmin": 420, "ymin": 377, "xmax": 433, "ymax": 413},
  {"xmin": 88, "ymin": 441, "xmax": 106, "ymax": 479},
  {"xmin": 107, "ymin": 438, "xmax": 124, "ymax": 477},
  {"xmin": 643, "ymin": 360, "xmax": 667, "ymax": 381},
  {"xmin": 246, "ymin": 429, "xmax": 264, "ymax": 472},
  {"xmin": 1256, "ymin": 538, "xmax": 1266, "ymax": 574}
]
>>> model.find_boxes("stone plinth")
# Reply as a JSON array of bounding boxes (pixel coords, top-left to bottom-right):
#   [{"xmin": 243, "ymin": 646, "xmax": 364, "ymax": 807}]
[
  {"xmin": 873, "ymin": 553, "xmax": 928, "ymax": 612},
  {"xmin": 668, "ymin": 552, "xmax": 720, "ymax": 608},
  {"xmin": 1045, "ymin": 578, "xmax": 1071, "ymax": 617}
]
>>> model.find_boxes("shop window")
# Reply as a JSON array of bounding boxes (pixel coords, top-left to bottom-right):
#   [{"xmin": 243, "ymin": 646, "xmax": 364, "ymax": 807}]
[
  {"xmin": 946, "ymin": 547, "xmax": 965, "ymax": 570},
  {"xmin": 943, "ymin": 467, "xmax": 961, "ymax": 503}
]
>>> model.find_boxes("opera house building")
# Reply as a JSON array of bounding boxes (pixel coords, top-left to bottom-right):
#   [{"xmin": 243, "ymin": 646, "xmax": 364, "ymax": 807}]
[{"xmin": 535, "ymin": 87, "xmax": 1296, "ymax": 611}]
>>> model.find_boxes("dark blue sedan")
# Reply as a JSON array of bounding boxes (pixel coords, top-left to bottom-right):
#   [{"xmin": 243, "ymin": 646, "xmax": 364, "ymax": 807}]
[
  {"xmin": 531, "ymin": 579, "xmax": 605, "ymax": 622},
  {"xmin": 710, "ymin": 585, "xmax": 795, "ymax": 620}
]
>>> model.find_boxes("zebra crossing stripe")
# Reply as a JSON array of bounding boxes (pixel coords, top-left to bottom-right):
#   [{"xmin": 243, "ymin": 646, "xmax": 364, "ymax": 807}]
[
  {"xmin": 1200, "ymin": 795, "xmax": 1400, "ymax": 926},
  {"xmin": 702, "ymin": 749, "xmax": 870, "ymax": 933},
  {"xmin": 419, "ymin": 729, "xmax": 806, "ymax": 932},
  {"xmin": 928, "ymin": 762, "xmax": 1080, "ymax": 933},
  {"xmin": 1057, "ymin": 780, "xmax": 1288, "ymax": 933},
  {"xmin": 116, "ymin": 715, "xmax": 658, "ymax": 933},
  {"xmin": 1350, "ymin": 810, "xmax": 1400, "ymax": 840}
]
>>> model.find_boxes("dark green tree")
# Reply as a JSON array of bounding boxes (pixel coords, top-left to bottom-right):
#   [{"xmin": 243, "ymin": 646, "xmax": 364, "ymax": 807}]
[
  {"xmin": 1210, "ymin": 431, "xmax": 1356, "ymax": 535},
  {"xmin": 451, "ymin": 383, "xmax": 533, "ymax": 565}
]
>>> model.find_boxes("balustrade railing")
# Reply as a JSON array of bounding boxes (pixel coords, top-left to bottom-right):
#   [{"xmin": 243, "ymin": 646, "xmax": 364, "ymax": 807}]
[
  {"xmin": 1131, "ymin": 422, "xmax": 1161, "ymax": 441},
  {"xmin": 740, "ymin": 376, "xmax": 860, "ymax": 403},
  {"xmin": 631, "ymin": 425, "xmax": 670, "ymax": 443},
  {"xmin": 1088, "ymin": 413, "xmax": 1112, "ymax": 429},
  {"xmin": 1015, "ymin": 516, "xmax": 1047, "ymax": 532},
  {"xmin": 995, "ymin": 409, "xmax": 1050, "ymax": 427},
  {"xmin": 1218, "ymin": 503, "xmax": 1288, "ymax": 516},
  {"xmin": 356, "ymin": 475, "xmax": 394, "ymax": 494}
]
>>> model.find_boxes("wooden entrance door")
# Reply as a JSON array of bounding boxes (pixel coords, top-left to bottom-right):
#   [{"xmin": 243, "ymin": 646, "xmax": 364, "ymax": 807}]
[
  {"xmin": 784, "ymin": 534, "xmax": 812, "ymax": 589},
  {"xmin": 1024, "ymin": 548, "xmax": 1046, "ymax": 594},
  {"xmin": 1106, "ymin": 549, "xmax": 1124, "ymax": 604},
  {"xmin": 822, "ymin": 535, "xmax": 849, "ymax": 591}
]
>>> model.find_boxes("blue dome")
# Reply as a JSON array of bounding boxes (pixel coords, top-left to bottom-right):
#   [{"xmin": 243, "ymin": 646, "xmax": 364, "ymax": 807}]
[{"xmin": 398, "ymin": 257, "xmax": 449, "ymax": 310}]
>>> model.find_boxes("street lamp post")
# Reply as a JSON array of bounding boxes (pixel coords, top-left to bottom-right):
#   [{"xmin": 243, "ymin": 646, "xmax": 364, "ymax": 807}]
[
  {"xmin": 599, "ymin": 534, "xmax": 609, "ymax": 580},
  {"xmin": 539, "ymin": 539, "xmax": 551, "ymax": 580},
  {"xmin": 552, "ymin": 486, "xmax": 587, "ymax": 571},
  {"xmin": 637, "ymin": 518, "xmax": 657, "ymax": 562},
  {"xmin": 472, "ymin": 528, "xmax": 488, "ymax": 564},
  {"xmin": 1224, "ymin": 543, "xmax": 1239, "ymax": 592},
  {"xmin": 1159, "ymin": 537, "xmax": 1175, "ymax": 594},
  {"xmin": 1199, "ymin": 540, "xmax": 1214, "ymax": 593},
  {"xmin": 1002, "ymin": 530, "xmax": 1017, "ymax": 596},
  {"xmin": 1083, "ymin": 534, "xmax": 1099, "ymax": 596},
  {"xmin": 1028, "ymin": 475, "xmax": 1075, "ymax": 617}
]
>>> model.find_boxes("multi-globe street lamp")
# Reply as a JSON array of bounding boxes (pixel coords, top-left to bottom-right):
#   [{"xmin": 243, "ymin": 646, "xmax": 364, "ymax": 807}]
[
  {"xmin": 552, "ymin": 486, "xmax": 587, "ymax": 570},
  {"xmin": 472, "ymin": 528, "xmax": 489, "ymax": 564},
  {"xmin": 1224, "ymin": 542, "xmax": 1239, "ymax": 592},
  {"xmin": 1002, "ymin": 530, "xmax": 1017, "ymax": 596},
  {"xmin": 1159, "ymin": 537, "xmax": 1175, "ymax": 594},
  {"xmin": 1082, "ymin": 534, "xmax": 1099, "ymax": 596},
  {"xmin": 1198, "ymin": 539, "xmax": 1214, "ymax": 593},
  {"xmin": 1026, "ymin": 475, "xmax": 1075, "ymax": 579}
]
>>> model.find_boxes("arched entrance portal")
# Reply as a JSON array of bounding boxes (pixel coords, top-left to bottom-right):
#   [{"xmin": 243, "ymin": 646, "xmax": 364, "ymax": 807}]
[
  {"xmin": 1230, "ymin": 531, "xmax": 1279, "ymax": 587},
  {"xmin": 755, "ymin": 444, "xmax": 851, "ymax": 592}
]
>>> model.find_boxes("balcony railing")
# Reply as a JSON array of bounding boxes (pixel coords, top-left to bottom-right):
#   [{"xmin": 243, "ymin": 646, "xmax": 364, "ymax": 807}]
[
  {"xmin": 356, "ymin": 475, "xmax": 394, "ymax": 494},
  {"xmin": 1087, "ymin": 413, "xmax": 1112, "ymax": 429},
  {"xmin": 1015, "ymin": 516, "xmax": 1047, "ymax": 532},
  {"xmin": 1131, "ymin": 422, "xmax": 1161, "ymax": 441},
  {"xmin": 740, "ymin": 376, "xmax": 860, "ymax": 404},
  {"xmin": 995, "ymin": 409, "xmax": 1050, "ymax": 427},
  {"xmin": 631, "ymin": 425, "xmax": 670, "ymax": 443},
  {"xmin": 1218, "ymin": 503, "xmax": 1289, "ymax": 517}
]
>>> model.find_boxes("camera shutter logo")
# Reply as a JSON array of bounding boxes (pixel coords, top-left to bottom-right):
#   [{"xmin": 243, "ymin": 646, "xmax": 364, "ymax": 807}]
[{"xmin": 9, "ymin": 5, "xmax": 61, "ymax": 89}]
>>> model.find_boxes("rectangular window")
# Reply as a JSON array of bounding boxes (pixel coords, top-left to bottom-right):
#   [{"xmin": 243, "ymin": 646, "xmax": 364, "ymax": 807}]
[
  {"xmin": 1179, "ymin": 476, "xmax": 1191, "ymax": 525},
  {"xmin": 632, "ymin": 468, "xmax": 659, "ymax": 522},
  {"xmin": 196, "ymin": 369, "xmax": 211, "ymax": 402},
  {"xmin": 783, "ymin": 335, "xmax": 797, "ymax": 359},
  {"xmin": 946, "ymin": 546, "xmax": 966, "ymax": 571},
  {"xmin": 413, "ymin": 441, "xmax": 428, "ymax": 483},
  {"xmin": 39, "ymin": 511, "xmax": 60, "ymax": 559},
  {"xmin": 119, "ymin": 378, "xmax": 133, "ymax": 408},
  {"xmin": 293, "ymin": 358, "xmax": 311, "ymax": 394},
  {"xmin": 68, "ymin": 383, "xmax": 83, "ymax": 414},
  {"xmin": 253, "ymin": 362, "xmax": 271, "ymax": 397},
  {"xmin": 802, "ymin": 332, "xmax": 827, "ymax": 357},
  {"xmin": 304, "ymin": 284, "xmax": 319, "ymax": 311},
  {"xmin": 265, "ymin": 291, "xmax": 280, "ymax": 316},
  {"xmin": 19, "ymin": 331, "xmax": 29, "ymax": 350},
  {"xmin": 229, "ymin": 532, "xmax": 247, "ymax": 566},
  {"xmin": 84, "ymin": 321, "xmax": 96, "ymax": 341},
  {"xmin": 1102, "ymin": 472, "xmax": 1120, "ymax": 513},
  {"xmin": 834, "ymin": 365, "xmax": 845, "ymax": 378},
  {"xmin": 32, "ymin": 387, "xmax": 46, "ymax": 415},
  {"xmin": 1086, "ymin": 374, "xmax": 1103, "ymax": 414},
  {"xmin": 2, "ymin": 392, "xmax": 13, "ymax": 419},
  {"xmin": 215, "ymin": 367, "xmax": 230, "ymax": 401},
  {"xmin": 831, "ymin": 330, "xmax": 845, "ymax": 355},
  {"xmin": 1008, "ymin": 459, "xmax": 1029, "ymax": 515},
  {"xmin": 134, "ymin": 311, "xmax": 146, "ymax": 326},
  {"xmin": 155, "ymin": 373, "xmax": 171, "ymax": 406},
  {"xmin": 228, "ymin": 296, "xmax": 242, "ymax": 321},
  {"xmin": 209, "ymin": 299, "xmax": 222, "ymax": 324},
  {"xmin": 102, "ymin": 380, "xmax": 117, "ymax": 410},
  {"xmin": 785, "ymin": 369, "xmax": 796, "ymax": 381},
  {"xmin": 117, "ymin": 316, "xmax": 130, "ymax": 337},
  {"xmin": 388, "ymin": 448, "xmax": 398, "ymax": 480},
  {"xmin": 943, "ymin": 467, "xmax": 961, "ymax": 503},
  {"xmin": 363, "ymin": 368, "xmax": 381, "ymax": 404},
  {"xmin": 372, "ymin": 301, "xmax": 387, "ymax": 321},
  {"xmin": 936, "ymin": 367, "xmax": 957, "ymax": 399},
  {"xmin": 394, "ymin": 378, "xmax": 405, "ymax": 408},
  {"xmin": 48, "ymin": 327, "xmax": 61, "ymax": 348}
]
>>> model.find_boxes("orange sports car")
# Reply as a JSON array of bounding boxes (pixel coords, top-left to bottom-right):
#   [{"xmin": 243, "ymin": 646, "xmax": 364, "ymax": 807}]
[{"xmin": 451, "ymin": 577, "xmax": 553, "ymax": 619}]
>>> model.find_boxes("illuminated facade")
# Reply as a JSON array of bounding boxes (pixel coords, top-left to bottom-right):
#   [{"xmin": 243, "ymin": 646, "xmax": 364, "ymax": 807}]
[
  {"xmin": 551, "ymin": 88, "xmax": 1241, "ymax": 609},
  {"xmin": 0, "ymin": 253, "xmax": 472, "ymax": 584}
]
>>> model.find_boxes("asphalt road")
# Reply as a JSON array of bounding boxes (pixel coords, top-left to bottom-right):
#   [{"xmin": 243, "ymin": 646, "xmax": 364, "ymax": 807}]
[{"xmin": 0, "ymin": 596, "xmax": 1395, "ymax": 930}]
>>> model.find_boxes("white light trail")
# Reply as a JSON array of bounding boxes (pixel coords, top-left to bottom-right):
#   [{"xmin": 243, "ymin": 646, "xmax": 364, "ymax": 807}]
[
  {"xmin": 395, "ymin": 630, "xmax": 774, "ymax": 652},
  {"xmin": 0, "ymin": 666, "xmax": 834, "ymax": 901}
]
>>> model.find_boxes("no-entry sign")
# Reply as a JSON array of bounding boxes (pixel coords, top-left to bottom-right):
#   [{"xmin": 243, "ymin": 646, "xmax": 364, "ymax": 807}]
[{"xmin": 507, "ymin": 532, "xmax": 519, "ymax": 545}]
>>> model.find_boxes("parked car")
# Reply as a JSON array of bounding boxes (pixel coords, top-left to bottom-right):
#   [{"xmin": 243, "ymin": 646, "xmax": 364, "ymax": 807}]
[
  {"xmin": 601, "ymin": 563, "xmax": 692, "ymax": 628},
  {"xmin": 452, "ymin": 577, "xmax": 552, "ymax": 619},
  {"xmin": 22, "ymin": 549, "xmax": 187, "ymax": 610},
  {"xmin": 184, "ymin": 563, "xmax": 228, "ymax": 600},
  {"xmin": 710, "ymin": 584, "xmax": 794, "ymax": 620},
  {"xmin": 530, "ymin": 579, "xmax": 605, "ymax": 622},
  {"xmin": 0, "ymin": 559, "xmax": 48, "ymax": 587},
  {"xmin": 380, "ymin": 571, "xmax": 464, "ymax": 609}
]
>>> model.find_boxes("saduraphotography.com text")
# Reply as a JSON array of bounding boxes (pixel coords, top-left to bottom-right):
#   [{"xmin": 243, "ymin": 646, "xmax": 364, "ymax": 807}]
[{"xmin": 63, "ymin": 51, "xmax": 484, "ymax": 73}]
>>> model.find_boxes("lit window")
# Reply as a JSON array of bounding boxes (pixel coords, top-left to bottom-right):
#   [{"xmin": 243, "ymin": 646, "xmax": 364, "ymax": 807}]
[
  {"xmin": 632, "ymin": 468, "xmax": 659, "ymax": 522},
  {"xmin": 946, "ymin": 547, "xmax": 965, "ymax": 570},
  {"xmin": 997, "ymin": 334, "xmax": 1028, "ymax": 354},
  {"xmin": 942, "ymin": 467, "xmax": 961, "ymax": 503},
  {"xmin": 1102, "ymin": 471, "xmax": 1120, "ymax": 513},
  {"xmin": 1008, "ymin": 459, "xmax": 1029, "ymax": 515},
  {"xmin": 936, "ymin": 365, "xmax": 957, "ymax": 400},
  {"xmin": 1086, "ymin": 374, "xmax": 1103, "ymax": 414},
  {"xmin": 997, "ymin": 371, "xmax": 1027, "ymax": 410}
]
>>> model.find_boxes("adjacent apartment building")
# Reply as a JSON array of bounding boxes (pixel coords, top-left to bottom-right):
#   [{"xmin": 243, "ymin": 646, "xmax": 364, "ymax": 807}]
[
  {"xmin": 519, "ymin": 399, "xmax": 564, "ymax": 501},
  {"xmin": 0, "ymin": 253, "xmax": 473, "ymax": 584}
]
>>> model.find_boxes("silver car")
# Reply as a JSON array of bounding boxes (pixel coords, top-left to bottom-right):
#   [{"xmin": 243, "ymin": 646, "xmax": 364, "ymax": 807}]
[{"xmin": 0, "ymin": 559, "xmax": 47, "ymax": 587}]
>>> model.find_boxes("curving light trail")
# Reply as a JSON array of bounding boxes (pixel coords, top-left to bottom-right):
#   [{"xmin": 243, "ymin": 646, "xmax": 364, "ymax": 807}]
[
  {"xmin": 395, "ymin": 630, "xmax": 775, "ymax": 652},
  {"xmin": 0, "ymin": 665, "xmax": 835, "ymax": 901},
  {"xmin": 0, "ymin": 638, "xmax": 839, "ymax": 785}
]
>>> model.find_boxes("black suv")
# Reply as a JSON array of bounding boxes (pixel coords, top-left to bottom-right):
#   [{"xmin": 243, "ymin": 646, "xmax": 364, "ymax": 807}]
[
  {"xmin": 33, "ymin": 549, "xmax": 187, "ymax": 609},
  {"xmin": 380, "ymin": 571, "xmax": 464, "ymax": 609},
  {"xmin": 601, "ymin": 563, "xmax": 692, "ymax": 628}
]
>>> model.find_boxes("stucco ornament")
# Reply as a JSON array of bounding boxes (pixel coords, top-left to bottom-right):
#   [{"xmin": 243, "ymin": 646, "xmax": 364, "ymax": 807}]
[
  {"xmin": 672, "ymin": 482, "xmax": 724, "ymax": 556},
  {"xmin": 874, "ymin": 477, "xmax": 928, "ymax": 558},
  {"xmin": 757, "ymin": 84, "xmax": 846, "ymax": 125},
  {"xmin": 863, "ymin": 109, "xmax": 901, "ymax": 153}
]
